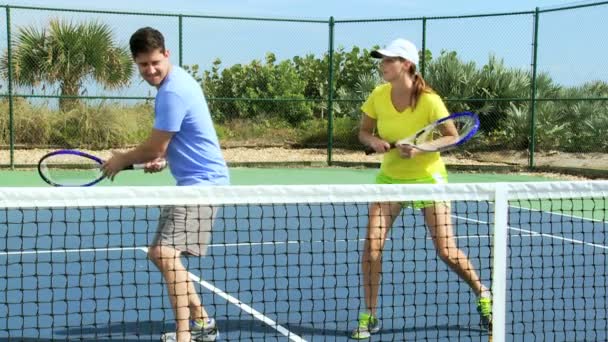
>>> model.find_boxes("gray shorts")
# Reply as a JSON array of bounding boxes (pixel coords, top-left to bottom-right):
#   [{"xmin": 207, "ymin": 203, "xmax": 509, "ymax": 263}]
[{"xmin": 152, "ymin": 205, "xmax": 216, "ymax": 256}]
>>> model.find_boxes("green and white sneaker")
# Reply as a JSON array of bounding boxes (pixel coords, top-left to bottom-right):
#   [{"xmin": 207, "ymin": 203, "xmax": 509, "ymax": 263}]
[
  {"xmin": 161, "ymin": 318, "xmax": 219, "ymax": 342},
  {"xmin": 476, "ymin": 297, "xmax": 493, "ymax": 330},
  {"xmin": 351, "ymin": 312, "xmax": 380, "ymax": 339}
]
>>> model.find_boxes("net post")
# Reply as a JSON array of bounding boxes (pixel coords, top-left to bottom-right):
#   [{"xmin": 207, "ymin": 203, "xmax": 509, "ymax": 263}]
[{"xmin": 492, "ymin": 184, "xmax": 509, "ymax": 342}]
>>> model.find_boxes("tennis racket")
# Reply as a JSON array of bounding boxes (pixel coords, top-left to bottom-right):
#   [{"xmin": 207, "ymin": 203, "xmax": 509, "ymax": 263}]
[
  {"xmin": 365, "ymin": 111, "xmax": 480, "ymax": 155},
  {"xmin": 37, "ymin": 149, "xmax": 164, "ymax": 187}
]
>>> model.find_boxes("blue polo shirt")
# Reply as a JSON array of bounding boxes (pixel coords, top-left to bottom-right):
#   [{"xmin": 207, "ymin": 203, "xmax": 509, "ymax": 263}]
[{"xmin": 154, "ymin": 66, "xmax": 229, "ymax": 186}]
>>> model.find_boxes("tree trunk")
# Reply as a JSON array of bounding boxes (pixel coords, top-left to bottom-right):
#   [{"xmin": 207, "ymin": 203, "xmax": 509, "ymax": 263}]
[{"xmin": 59, "ymin": 81, "xmax": 81, "ymax": 112}]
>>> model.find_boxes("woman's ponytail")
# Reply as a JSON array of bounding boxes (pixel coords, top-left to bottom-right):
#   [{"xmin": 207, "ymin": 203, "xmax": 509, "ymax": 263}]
[{"xmin": 410, "ymin": 67, "xmax": 430, "ymax": 108}]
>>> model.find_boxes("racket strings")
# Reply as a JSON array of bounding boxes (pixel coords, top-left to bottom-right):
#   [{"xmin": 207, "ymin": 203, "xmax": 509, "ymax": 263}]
[
  {"xmin": 414, "ymin": 116, "xmax": 476, "ymax": 151},
  {"xmin": 39, "ymin": 154, "xmax": 103, "ymax": 186}
]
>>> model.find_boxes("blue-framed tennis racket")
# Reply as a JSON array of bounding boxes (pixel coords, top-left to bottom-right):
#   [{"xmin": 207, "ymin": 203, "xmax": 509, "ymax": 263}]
[
  {"xmin": 37, "ymin": 149, "xmax": 163, "ymax": 187},
  {"xmin": 365, "ymin": 111, "xmax": 480, "ymax": 155}
]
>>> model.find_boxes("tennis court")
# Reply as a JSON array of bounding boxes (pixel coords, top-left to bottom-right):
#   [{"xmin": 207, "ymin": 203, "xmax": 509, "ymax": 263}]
[
  {"xmin": 0, "ymin": 167, "xmax": 574, "ymax": 187},
  {"xmin": 1, "ymin": 173, "xmax": 607, "ymax": 341}
]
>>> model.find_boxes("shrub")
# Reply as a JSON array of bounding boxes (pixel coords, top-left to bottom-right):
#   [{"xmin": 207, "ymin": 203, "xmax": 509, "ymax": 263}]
[{"xmin": 297, "ymin": 116, "xmax": 360, "ymax": 148}]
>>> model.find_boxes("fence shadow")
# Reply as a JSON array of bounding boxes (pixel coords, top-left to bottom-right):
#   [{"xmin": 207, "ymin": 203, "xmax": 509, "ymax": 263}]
[{"xmin": 1, "ymin": 319, "xmax": 490, "ymax": 341}]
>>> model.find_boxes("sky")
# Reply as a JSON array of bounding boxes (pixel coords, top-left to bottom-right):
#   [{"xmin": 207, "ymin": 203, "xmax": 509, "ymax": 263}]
[
  {"xmin": 0, "ymin": 0, "xmax": 586, "ymax": 20},
  {"xmin": 0, "ymin": 0, "xmax": 605, "ymax": 96}
]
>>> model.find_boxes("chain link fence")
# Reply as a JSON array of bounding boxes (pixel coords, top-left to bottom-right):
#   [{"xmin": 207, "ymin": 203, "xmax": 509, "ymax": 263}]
[{"xmin": 0, "ymin": 2, "xmax": 607, "ymax": 176}]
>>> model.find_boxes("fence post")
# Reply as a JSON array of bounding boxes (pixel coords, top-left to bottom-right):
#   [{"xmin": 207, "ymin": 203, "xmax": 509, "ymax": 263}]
[
  {"xmin": 326, "ymin": 16, "xmax": 335, "ymax": 166},
  {"xmin": 5, "ymin": 6, "xmax": 13, "ymax": 169},
  {"xmin": 421, "ymin": 17, "xmax": 427, "ymax": 78},
  {"xmin": 178, "ymin": 15, "xmax": 183, "ymax": 67},
  {"xmin": 528, "ymin": 7, "xmax": 540, "ymax": 168}
]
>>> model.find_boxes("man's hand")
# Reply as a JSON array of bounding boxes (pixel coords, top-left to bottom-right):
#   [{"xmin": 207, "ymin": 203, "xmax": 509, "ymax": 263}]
[
  {"xmin": 144, "ymin": 158, "xmax": 167, "ymax": 173},
  {"xmin": 101, "ymin": 151, "xmax": 129, "ymax": 181}
]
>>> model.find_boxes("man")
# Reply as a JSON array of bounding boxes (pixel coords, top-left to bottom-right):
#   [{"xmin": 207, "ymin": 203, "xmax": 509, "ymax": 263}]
[{"xmin": 102, "ymin": 27, "xmax": 228, "ymax": 342}]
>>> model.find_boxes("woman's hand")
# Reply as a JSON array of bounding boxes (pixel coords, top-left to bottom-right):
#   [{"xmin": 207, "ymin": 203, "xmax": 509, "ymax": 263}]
[
  {"xmin": 359, "ymin": 114, "xmax": 391, "ymax": 154},
  {"xmin": 396, "ymin": 143, "xmax": 420, "ymax": 159},
  {"xmin": 369, "ymin": 138, "xmax": 391, "ymax": 154}
]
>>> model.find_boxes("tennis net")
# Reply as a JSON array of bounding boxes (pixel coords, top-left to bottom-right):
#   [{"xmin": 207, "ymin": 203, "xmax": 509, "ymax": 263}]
[{"xmin": 1, "ymin": 181, "xmax": 607, "ymax": 341}]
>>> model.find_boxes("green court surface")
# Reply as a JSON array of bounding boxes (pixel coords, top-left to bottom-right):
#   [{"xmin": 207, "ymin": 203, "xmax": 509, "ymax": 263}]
[{"xmin": 0, "ymin": 167, "xmax": 562, "ymax": 187}]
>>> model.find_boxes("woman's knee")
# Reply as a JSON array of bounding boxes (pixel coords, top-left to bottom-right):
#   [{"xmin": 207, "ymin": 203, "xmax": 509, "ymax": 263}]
[
  {"xmin": 364, "ymin": 238, "xmax": 385, "ymax": 262},
  {"xmin": 436, "ymin": 245, "xmax": 461, "ymax": 266},
  {"xmin": 367, "ymin": 248, "xmax": 383, "ymax": 263}
]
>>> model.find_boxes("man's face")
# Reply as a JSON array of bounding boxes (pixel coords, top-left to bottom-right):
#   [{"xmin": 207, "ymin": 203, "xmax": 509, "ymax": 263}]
[{"xmin": 134, "ymin": 48, "xmax": 170, "ymax": 87}]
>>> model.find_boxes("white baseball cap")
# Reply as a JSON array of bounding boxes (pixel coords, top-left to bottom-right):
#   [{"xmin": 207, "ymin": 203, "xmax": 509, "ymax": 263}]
[{"xmin": 371, "ymin": 38, "xmax": 419, "ymax": 66}]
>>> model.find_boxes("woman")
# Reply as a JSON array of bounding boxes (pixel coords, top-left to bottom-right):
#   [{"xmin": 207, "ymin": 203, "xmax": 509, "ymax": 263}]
[{"xmin": 351, "ymin": 38, "xmax": 492, "ymax": 339}]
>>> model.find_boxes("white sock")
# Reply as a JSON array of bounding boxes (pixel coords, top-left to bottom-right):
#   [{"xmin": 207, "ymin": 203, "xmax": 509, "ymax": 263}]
[{"xmin": 479, "ymin": 286, "xmax": 492, "ymax": 299}]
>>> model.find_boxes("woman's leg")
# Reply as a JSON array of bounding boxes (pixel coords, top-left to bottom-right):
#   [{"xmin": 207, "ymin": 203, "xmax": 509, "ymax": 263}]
[
  {"xmin": 423, "ymin": 203, "xmax": 487, "ymax": 296},
  {"xmin": 424, "ymin": 202, "xmax": 493, "ymax": 329},
  {"xmin": 362, "ymin": 201, "xmax": 403, "ymax": 316}
]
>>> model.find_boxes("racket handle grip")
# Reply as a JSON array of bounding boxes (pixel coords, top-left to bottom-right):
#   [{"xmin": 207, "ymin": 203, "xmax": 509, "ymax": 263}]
[
  {"xmin": 125, "ymin": 160, "xmax": 167, "ymax": 170},
  {"xmin": 364, "ymin": 143, "xmax": 395, "ymax": 155}
]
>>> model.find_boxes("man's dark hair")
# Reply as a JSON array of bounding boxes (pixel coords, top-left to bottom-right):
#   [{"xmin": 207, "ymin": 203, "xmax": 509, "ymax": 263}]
[{"xmin": 129, "ymin": 27, "xmax": 165, "ymax": 58}]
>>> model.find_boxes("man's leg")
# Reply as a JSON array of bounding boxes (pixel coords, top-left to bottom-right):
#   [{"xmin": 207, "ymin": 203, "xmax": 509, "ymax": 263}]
[{"xmin": 149, "ymin": 245, "xmax": 199, "ymax": 341}]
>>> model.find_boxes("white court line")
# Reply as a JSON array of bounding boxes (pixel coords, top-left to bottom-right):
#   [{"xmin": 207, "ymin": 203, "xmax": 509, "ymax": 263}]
[
  {"xmin": 513, "ymin": 205, "xmax": 607, "ymax": 223},
  {"xmin": 453, "ymin": 212, "xmax": 608, "ymax": 250},
  {"xmin": 0, "ymin": 239, "xmax": 357, "ymax": 257},
  {"xmin": 216, "ymin": 240, "xmax": 301, "ymax": 248},
  {"xmin": 138, "ymin": 247, "xmax": 306, "ymax": 342},
  {"xmin": 507, "ymin": 226, "xmax": 608, "ymax": 250},
  {"xmin": 0, "ymin": 246, "xmax": 141, "ymax": 256}
]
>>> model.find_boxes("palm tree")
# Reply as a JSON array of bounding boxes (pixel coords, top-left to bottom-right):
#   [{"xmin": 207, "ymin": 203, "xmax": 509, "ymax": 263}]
[{"xmin": 1, "ymin": 19, "xmax": 133, "ymax": 111}]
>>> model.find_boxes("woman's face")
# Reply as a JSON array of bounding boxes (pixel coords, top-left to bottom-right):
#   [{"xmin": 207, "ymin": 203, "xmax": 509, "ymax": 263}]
[{"xmin": 380, "ymin": 57, "xmax": 408, "ymax": 82}]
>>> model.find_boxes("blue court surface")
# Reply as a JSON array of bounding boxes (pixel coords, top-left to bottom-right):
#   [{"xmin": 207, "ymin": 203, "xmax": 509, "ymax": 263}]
[{"xmin": 1, "ymin": 199, "xmax": 606, "ymax": 341}]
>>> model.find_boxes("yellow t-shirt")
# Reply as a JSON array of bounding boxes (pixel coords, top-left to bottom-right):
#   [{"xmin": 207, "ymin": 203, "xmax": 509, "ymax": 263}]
[{"xmin": 361, "ymin": 83, "xmax": 449, "ymax": 179}]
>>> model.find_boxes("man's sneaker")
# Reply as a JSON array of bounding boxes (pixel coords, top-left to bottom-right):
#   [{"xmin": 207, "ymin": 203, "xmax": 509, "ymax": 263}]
[
  {"xmin": 351, "ymin": 312, "xmax": 380, "ymax": 339},
  {"xmin": 476, "ymin": 297, "xmax": 493, "ymax": 330},
  {"xmin": 161, "ymin": 318, "xmax": 219, "ymax": 342}
]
